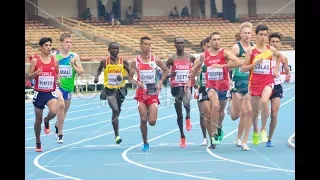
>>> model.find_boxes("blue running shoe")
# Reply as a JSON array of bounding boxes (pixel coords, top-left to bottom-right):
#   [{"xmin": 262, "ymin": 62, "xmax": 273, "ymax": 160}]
[
  {"xmin": 142, "ymin": 143, "xmax": 149, "ymax": 151},
  {"xmin": 266, "ymin": 140, "xmax": 273, "ymax": 147}
]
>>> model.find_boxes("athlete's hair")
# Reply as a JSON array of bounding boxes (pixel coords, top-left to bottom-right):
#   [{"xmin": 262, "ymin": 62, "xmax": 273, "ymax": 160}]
[
  {"xmin": 174, "ymin": 37, "xmax": 184, "ymax": 43},
  {"xmin": 39, "ymin": 37, "xmax": 52, "ymax": 46},
  {"xmin": 235, "ymin": 32, "xmax": 241, "ymax": 41},
  {"xmin": 108, "ymin": 42, "xmax": 119, "ymax": 49},
  {"xmin": 255, "ymin": 24, "xmax": 268, "ymax": 34},
  {"xmin": 269, "ymin": 32, "xmax": 282, "ymax": 42},
  {"xmin": 239, "ymin": 22, "xmax": 252, "ymax": 32},
  {"xmin": 140, "ymin": 36, "xmax": 151, "ymax": 44},
  {"xmin": 60, "ymin": 33, "xmax": 72, "ymax": 42},
  {"xmin": 210, "ymin": 32, "xmax": 220, "ymax": 39},
  {"xmin": 200, "ymin": 37, "xmax": 210, "ymax": 47}
]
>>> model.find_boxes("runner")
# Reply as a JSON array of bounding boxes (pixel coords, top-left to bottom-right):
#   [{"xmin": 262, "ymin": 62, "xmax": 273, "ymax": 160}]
[
  {"xmin": 94, "ymin": 42, "xmax": 134, "ymax": 144},
  {"xmin": 264, "ymin": 32, "xmax": 291, "ymax": 146},
  {"xmin": 229, "ymin": 22, "xmax": 255, "ymax": 150},
  {"xmin": 55, "ymin": 33, "xmax": 84, "ymax": 144},
  {"xmin": 193, "ymin": 37, "xmax": 210, "ymax": 146},
  {"xmin": 166, "ymin": 37, "xmax": 196, "ymax": 148},
  {"xmin": 241, "ymin": 24, "xmax": 283, "ymax": 145},
  {"xmin": 188, "ymin": 32, "xmax": 242, "ymax": 148},
  {"xmin": 128, "ymin": 36, "xmax": 169, "ymax": 151},
  {"xmin": 27, "ymin": 37, "xmax": 60, "ymax": 152}
]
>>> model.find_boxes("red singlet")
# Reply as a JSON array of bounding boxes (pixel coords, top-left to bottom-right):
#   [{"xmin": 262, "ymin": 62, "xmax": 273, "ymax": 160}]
[
  {"xmin": 170, "ymin": 54, "xmax": 193, "ymax": 88},
  {"xmin": 204, "ymin": 48, "xmax": 230, "ymax": 91},
  {"xmin": 33, "ymin": 56, "xmax": 57, "ymax": 92},
  {"xmin": 248, "ymin": 46, "xmax": 274, "ymax": 96},
  {"xmin": 134, "ymin": 54, "xmax": 160, "ymax": 106}
]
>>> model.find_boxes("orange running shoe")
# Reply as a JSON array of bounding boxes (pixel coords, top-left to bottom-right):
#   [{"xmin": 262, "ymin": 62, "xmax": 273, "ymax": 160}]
[
  {"xmin": 186, "ymin": 118, "xmax": 192, "ymax": 131},
  {"xmin": 44, "ymin": 118, "xmax": 50, "ymax": 134},
  {"xmin": 180, "ymin": 137, "xmax": 186, "ymax": 148}
]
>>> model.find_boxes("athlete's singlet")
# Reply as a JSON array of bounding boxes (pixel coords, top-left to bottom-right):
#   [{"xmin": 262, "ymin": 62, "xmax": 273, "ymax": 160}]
[
  {"xmin": 170, "ymin": 54, "xmax": 193, "ymax": 88},
  {"xmin": 249, "ymin": 46, "xmax": 274, "ymax": 86},
  {"xmin": 271, "ymin": 56, "xmax": 284, "ymax": 85},
  {"xmin": 103, "ymin": 56, "xmax": 127, "ymax": 89},
  {"xmin": 34, "ymin": 56, "xmax": 57, "ymax": 92},
  {"xmin": 56, "ymin": 52, "xmax": 76, "ymax": 92},
  {"xmin": 135, "ymin": 54, "xmax": 158, "ymax": 94},
  {"xmin": 204, "ymin": 49, "xmax": 230, "ymax": 91},
  {"xmin": 232, "ymin": 42, "xmax": 254, "ymax": 81}
]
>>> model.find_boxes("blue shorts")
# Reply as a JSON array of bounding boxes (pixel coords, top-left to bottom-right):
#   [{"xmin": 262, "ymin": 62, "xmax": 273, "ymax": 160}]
[
  {"xmin": 33, "ymin": 90, "xmax": 58, "ymax": 109},
  {"xmin": 59, "ymin": 87, "xmax": 73, "ymax": 100},
  {"xmin": 206, "ymin": 88, "xmax": 228, "ymax": 101}
]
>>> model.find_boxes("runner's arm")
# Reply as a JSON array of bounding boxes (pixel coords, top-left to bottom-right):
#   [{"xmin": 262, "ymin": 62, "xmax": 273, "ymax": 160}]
[
  {"xmin": 270, "ymin": 46, "xmax": 283, "ymax": 72},
  {"xmin": 27, "ymin": 58, "xmax": 38, "ymax": 80},
  {"xmin": 240, "ymin": 47, "xmax": 255, "ymax": 72},
  {"xmin": 189, "ymin": 53, "xmax": 204, "ymax": 80},
  {"xmin": 155, "ymin": 57, "xmax": 169, "ymax": 83},
  {"xmin": 71, "ymin": 54, "xmax": 84, "ymax": 74},
  {"xmin": 230, "ymin": 44, "xmax": 239, "ymax": 71},
  {"xmin": 123, "ymin": 59, "xmax": 137, "ymax": 85},
  {"xmin": 128, "ymin": 59, "xmax": 139, "ymax": 86},
  {"xmin": 94, "ymin": 59, "xmax": 106, "ymax": 82},
  {"xmin": 223, "ymin": 49, "xmax": 242, "ymax": 68},
  {"xmin": 166, "ymin": 56, "xmax": 175, "ymax": 78},
  {"xmin": 282, "ymin": 56, "xmax": 290, "ymax": 75},
  {"xmin": 54, "ymin": 56, "xmax": 60, "ymax": 84}
]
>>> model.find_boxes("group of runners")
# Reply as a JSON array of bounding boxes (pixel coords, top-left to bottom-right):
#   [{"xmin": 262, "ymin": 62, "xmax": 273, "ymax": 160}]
[{"xmin": 26, "ymin": 22, "xmax": 291, "ymax": 152}]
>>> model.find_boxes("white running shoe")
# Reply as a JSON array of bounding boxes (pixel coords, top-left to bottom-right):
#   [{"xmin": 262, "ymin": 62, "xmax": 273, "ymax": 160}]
[
  {"xmin": 201, "ymin": 138, "xmax": 207, "ymax": 146},
  {"xmin": 57, "ymin": 136, "xmax": 63, "ymax": 144},
  {"xmin": 242, "ymin": 143, "xmax": 250, "ymax": 151},
  {"xmin": 236, "ymin": 139, "xmax": 242, "ymax": 147}
]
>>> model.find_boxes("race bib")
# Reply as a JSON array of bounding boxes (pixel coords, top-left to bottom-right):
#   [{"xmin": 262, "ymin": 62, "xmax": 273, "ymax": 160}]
[
  {"xmin": 140, "ymin": 70, "xmax": 155, "ymax": 85},
  {"xmin": 59, "ymin": 65, "xmax": 72, "ymax": 78},
  {"xmin": 38, "ymin": 76, "xmax": 54, "ymax": 90},
  {"xmin": 207, "ymin": 67, "xmax": 223, "ymax": 80},
  {"xmin": 108, "ymin": 73, "xmax": 122, "ymax": 85},
  {"xmin": 175, "ymin": 70, "xmax": 189, "ymax": 83},
  {"xmin": 254, "ymin": 60, "xmax": 270, "ymax": 75}
]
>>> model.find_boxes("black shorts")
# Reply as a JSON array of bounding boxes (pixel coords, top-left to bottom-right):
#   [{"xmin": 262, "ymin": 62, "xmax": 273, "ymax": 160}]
[
  {"xmin": 231, "ymin": 79, "xmax": 249, "ymax": 95},
  {"xmin": 33, "ymin": 90, "xmax": 58, "ymax": 109},
  {"xmin": 270, "ymin": 84, "xmax": 283, "ymax": 99},
  {"xmin": 171, "ymin": 86, "xmax": 193, "ymax": 99},
  {"xmin": 101, "ymin": 87, "xmax": 127, "ymax": 104},
  {"xmin": 198, "ymin": 86, "xmax": 209, "ymax": 102}
]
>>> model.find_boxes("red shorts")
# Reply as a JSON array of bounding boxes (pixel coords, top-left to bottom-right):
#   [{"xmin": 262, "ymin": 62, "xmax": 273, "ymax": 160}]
[
  {"xmin": 134, "ymin": 89, "xmax": 160, "ymax": 106},
  {"xmin": 249, "ymin": 83, "xmax": 274, "ymax": 97}
]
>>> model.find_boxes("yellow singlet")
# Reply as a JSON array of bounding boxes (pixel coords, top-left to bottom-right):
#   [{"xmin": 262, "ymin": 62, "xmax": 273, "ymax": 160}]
[{"xmin": 103, "ymin": 56, "xmax": 127, "ymax": 89}]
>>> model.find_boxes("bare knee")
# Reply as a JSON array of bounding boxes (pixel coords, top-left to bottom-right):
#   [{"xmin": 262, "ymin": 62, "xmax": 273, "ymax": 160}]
[
  {"xmin": 260, "ymin": 98, "xmax": 269, "ymax": 107},
  {"xmin": 35, "ymin": 117, "xmax": 42, "ymax": 125},
  {"xmin": 58, "ymin": 101, "xmax": 65, "ymax": 111},
  {"xmin": 149, "ymin": 120, "xmax": 156, "ymax": 126},
  {"xmin": 140, "ymin": 119, "xmax": 147, "ymax": 125},
  {"xmin": 212, "ymin": 103, "xmax": 220, "ymax": 112},
  {"xmin": 271, "ymin": 109, "xmax": 278, "ymax": 120}
]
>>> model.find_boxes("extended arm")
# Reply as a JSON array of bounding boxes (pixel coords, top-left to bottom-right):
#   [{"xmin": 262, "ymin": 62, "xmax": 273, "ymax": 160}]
[
  {"xmin": 94, "ymin": 59, "xmax": 106, "ymax": 82},
  {"xmin": 71, "ymin": 54, "xmax": 85, "ymax": 74},
  {"xmin": 156, "ymin": 57, "xmax": 169, "ymax": 83},
  {"xmin": 123, "ymin": 60, "xmax": 138, "ymax": 84},
  {"xmin": 27, "ymin": 58, "xmax": 39, "ymax": 80},
  {"xmin": 224, "ymin": 49, "xmax": 242, "ymax": 68},
  {"xmin": 189, "ymin": 53, "xmax": 205, "ymax": 80},
  {"xmin": 270, "ymin": 46, "xmax": 282, "ymax": 72}
]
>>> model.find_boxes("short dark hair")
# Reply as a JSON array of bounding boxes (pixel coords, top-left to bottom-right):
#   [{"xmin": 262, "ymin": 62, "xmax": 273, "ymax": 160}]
[
  {"xmin": 60, "ymin": 33, "xmax": 72, "ymax": 42},
  {"xmin": 200, "ymin": 37, "xmax": 210, "ymax": 47},
  {"xmin": 209, "ymin": 32, "xmax": 220, "ymax": 39},
  {"xmin": 174, "ymin": 37, "xmax": 184, "ymax": 43},
  {"xmin": 108, "ymin": 42, "xmax": 119, "ymax": 49},
  {"xmin": 39, "ymin": 37, "xmax": 52, "ymax": 46},
  {"xmin": 269, "ymin": 32, "xmax": 281, "ymax": 42},
  {"xmin": 255, "ymin": 24, "xmax": 268, "ymax": 34},
  {"xmin": 140, "ymin": 36, "xmax": 151, "ymax": 44}
]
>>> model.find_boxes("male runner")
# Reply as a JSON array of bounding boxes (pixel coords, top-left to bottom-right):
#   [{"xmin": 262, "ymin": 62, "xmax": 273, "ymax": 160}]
[
  {"xmin": 55, "ymin": 33, "xmax": 84, "ymax": 143},
  {"xmin": 241, "ymin": 24, "xmax": 283, "ymax": 145},
  {"xmin": 263, "ymin": 32, "xmax": 291, "ymax": 146},
  {"xmin": 94, "ymin": 42, "xmax": 134, "ymax": 144},
  {"xmin": 27, "ymin": 37, "xmax": 60, "ymax": 152},
  {"xmin": 128, "ymin": 36, "xmax": 169, "ymax": 151},
  {"xmin": 229, "ymin": 22, "xmax": 255, "ymax": 150},
  {"xmin": 166, "ymin": 37, "xmax": 196, "ymax": 148},
  {"xmin": 193, "ymin": 37, "xmax": 210, "ymax": 146},
  {"xmin": 188, "ymin": 32, "xmax": 242, "ymax": 148}
]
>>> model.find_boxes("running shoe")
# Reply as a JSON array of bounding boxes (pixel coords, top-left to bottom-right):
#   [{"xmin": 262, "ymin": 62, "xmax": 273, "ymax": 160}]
[
  {"xmin": 44, "ymin": 117, "xmax": 50, "ymax": 134},
  {"xmin": 266, "ymin": 140, "xmax": 273, "ymax": 147},
  {"xmin": 252, "ymin": 132, "xmax": 260, "ymax": 145},
  {"xmin": 180, "ymin": 137, "xmax": 186, "ymax": 148},
  {"xmin": 201, "ymin": 138, "xmax": 207, "ymax": 146},
  {"xmin": 217, "ymin": 128, "xmax": 224, "ymax": 141},
  {"xmin": 142, "ymin": 143, "xmax": 149, "ymax": 151},
  {"xmin": 212, "ymin": 134, "xmax": 220, "ymax": 145},
  {"xmin": 115, "ymin": 136, "xmax": 122, "ymax": 144},
  {"xmin": 260, "ymin": 130, "xmax": 268, "ymax": 143},
  {"xmin": 186, "ymin": 118, "xmax": 192, "ymax": 131}
]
